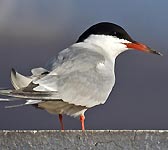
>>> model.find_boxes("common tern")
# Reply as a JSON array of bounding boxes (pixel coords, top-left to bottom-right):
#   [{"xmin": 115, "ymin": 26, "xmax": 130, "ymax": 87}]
[{"xmin": 0, "ymin": 22, "xmax": 162, "ymax": 130}]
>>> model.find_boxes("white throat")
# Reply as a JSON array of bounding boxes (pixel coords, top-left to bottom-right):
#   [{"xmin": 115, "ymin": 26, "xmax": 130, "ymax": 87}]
[{"xmin": 84, "ymin": 34, "xmax": 131, "ymax": 60}]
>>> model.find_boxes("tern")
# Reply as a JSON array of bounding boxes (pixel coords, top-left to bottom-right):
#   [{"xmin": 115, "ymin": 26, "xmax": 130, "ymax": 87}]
[{"xmin": 0, "ymin": 22, "xmax": 162, "ymax": 130}]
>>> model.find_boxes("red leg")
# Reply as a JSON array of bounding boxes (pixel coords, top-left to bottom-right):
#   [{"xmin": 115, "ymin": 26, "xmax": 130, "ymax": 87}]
[
  {"xmin": 59, "ymin": 114, "xmax": 64, "ymax": 130},
  {"xmin": 80, "ymin": 115, "xmax": 85, "ymax": 131}
]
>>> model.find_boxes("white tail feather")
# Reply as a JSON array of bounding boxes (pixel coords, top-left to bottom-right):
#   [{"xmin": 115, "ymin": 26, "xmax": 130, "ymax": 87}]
[
  {"xmin": 5, "ymin": 100, "xmax": 42, "ymax": 108},
  {"xmin": 11, "ymin": 68, "xmax": 32, "ymax": 89},
  {"xmin": 0, "ymin": 98, "xmax": 11, "ymax": 101}
]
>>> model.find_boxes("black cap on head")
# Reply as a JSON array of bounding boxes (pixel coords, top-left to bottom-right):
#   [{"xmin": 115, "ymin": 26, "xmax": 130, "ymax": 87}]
[{"xmin": 76, "ymin": 22, "xmax": 134, "ymax": 43}]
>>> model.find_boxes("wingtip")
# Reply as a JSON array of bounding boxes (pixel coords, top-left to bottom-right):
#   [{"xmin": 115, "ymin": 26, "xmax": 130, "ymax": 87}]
[{"xmin": 0, "ymin": 89, "xmax": 13, "ymax": 97}]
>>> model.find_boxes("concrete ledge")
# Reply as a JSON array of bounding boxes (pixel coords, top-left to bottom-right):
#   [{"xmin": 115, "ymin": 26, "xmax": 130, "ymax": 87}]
[{"xmin": 0, "ymin": 130, "xmax": 167, "ymax": 149}]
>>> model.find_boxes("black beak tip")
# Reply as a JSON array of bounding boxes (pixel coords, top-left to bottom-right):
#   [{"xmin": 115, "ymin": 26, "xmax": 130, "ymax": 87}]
[
  {"xmin": 148, "ymin": 47, "xmax": 163, "ymax": 56},
  {"xmin": 152, "ymin": 50, "xmax": 163, "ymax": 56}
]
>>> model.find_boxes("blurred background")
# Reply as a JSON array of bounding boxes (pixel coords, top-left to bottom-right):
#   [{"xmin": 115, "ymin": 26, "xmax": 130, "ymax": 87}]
[{"xmin": 0, "ymin": 0, "xmax": 167, "ymax": 130}]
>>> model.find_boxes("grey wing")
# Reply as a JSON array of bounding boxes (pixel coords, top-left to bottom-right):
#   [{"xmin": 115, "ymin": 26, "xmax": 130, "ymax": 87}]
[
  {"xmin": 1, "ymin": 45, "xmax": 112, "ymax": 108},
  {"xmin": 33, "ymin": 46, "xmax": 111, "ymax": 108}
]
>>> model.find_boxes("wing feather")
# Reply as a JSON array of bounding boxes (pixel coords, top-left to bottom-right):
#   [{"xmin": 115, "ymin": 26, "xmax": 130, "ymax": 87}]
[
  {"xmin": 33, "ymin": 44, "xmax": 113, "ymax": 107},
  {"xmin": 0, "ymin": 89, "xmax": 60, "ymax": 100}
]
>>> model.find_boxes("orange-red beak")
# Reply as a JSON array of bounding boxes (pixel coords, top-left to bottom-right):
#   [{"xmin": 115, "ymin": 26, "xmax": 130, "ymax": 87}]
[{"xmin": 124, "ymin": 41, "xmax": 162, "ymax": 56}]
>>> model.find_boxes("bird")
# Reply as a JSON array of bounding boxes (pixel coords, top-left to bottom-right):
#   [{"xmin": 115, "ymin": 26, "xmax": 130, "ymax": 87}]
[{"xmin": 0, "ymin": 22, "xmax": 162, "ymax": 131}]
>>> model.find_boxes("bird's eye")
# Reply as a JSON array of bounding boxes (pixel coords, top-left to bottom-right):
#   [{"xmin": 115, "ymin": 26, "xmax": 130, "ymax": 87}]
[
  {"xmin": 112, "ymin": 32, "xmax": 122, "ymax": 38},
  {"xmin": 114, "ymin": 32, "xmax": 117, "ymax": 35}
]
